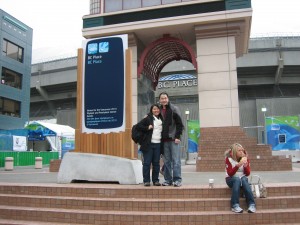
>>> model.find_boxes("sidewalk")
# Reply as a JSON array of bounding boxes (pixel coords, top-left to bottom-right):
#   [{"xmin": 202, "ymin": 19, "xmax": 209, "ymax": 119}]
[{"xmin": 1, "ymin": 163, "xmax": 300, "ymax": 186}]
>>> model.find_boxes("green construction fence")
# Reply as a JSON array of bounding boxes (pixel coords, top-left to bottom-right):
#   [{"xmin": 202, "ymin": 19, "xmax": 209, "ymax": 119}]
[{"xmin": 0, "ymin": 151, "xmax": 59, "ymax": 167}]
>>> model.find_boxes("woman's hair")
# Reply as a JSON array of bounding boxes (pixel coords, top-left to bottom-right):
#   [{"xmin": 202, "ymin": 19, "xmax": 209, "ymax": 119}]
[
  {"xmin": 229, "ymin": 143, "xmax": 246, "ymax": 161},
  {"xmin": 149, "ymin": 104, "xmax": 161, "ymax": 114}
]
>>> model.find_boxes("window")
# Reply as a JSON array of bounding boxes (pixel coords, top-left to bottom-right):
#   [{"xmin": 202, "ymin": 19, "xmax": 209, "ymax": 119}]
[
  {"xmin": 2, "ymin": 39, "xmax": 24, "ymax": 63},
  {"xmin": 142, "ymin": 0, "xmax": 161, "ymax": 7},
  {"xmin": 90, "ymin": 0, "xmax": 101, "ymax": 14},
  {"xmin": 124, "ymin": 0, "xmax": 141, "ymax": 10},
  {"xmin": 0, "ymin": 97, "xmax": 21, "ymax": 117},
  {"xmin": 162, "ymin": 0, "xmax": 181, "ymax": 5},
  {"xmin": 105, "ymin": 0, "xmax": 122, "ymax": 12},
  {"xmin": 1, "ymin": 67, "xmax": 22, "ymax": 89}
]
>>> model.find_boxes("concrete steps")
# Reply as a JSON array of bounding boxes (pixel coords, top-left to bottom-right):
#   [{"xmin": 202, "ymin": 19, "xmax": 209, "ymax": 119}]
[
  {"xmin": 1, "ymin": 194, "xmax": 300, "ymax": 211},
  {"xmin": 198, "ymin": 156, "xmax": 292, "ymax": 171},
  {"xmin": 0, "ymin": 219, "xmax": 85, "ymax": 225},
  {"xmin": 197, "ymin": 126, "xmax": 292, "ymax": 172},
  {"xmin": 1, "ymin": 206, "xmax": 300, "ymax": 224},
  {"xmin": 0, "ymin": 183, "xmax": 300, "ymax": 224}
]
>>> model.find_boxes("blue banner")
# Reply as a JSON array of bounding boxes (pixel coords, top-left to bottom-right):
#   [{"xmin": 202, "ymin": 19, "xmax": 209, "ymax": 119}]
[
  {"xmin": 25, "ymin": 123, "xmax": 56, "ymax": 141},
  {"xmin": 187, "ymin": 120, "xmax": 200, "ymax": 153},
  {"xmin": 266, "ymin": 116, "xmax": 300, "ymax": 150},
  {"xmin": 61, "ymin": 136, "xmax": 75, "ymax": 158}
]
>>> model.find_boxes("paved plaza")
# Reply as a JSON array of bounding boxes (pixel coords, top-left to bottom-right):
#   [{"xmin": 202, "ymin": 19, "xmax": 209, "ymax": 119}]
[{"xmin": 1, "ymin": 163, "xmax": 300, "ymax": 187}]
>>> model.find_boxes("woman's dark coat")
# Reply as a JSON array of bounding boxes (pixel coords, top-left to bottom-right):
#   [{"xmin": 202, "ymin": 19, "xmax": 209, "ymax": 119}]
[{"xmin": 136, "ymin": 114, "xmax": 164, "ymax": 154}]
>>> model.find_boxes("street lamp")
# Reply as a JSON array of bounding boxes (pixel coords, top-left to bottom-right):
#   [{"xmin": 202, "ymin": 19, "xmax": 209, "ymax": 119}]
[
  {"xmin": 185, "ymin": 109, "xmax": 190, "ymax": 163},
  {"xmin": 261, "ymin": 107, "xmax": 267, "ymax": 144},
  {"xmin": 185, "ymin": 109, "xmax": 190, "ymax": 120}
]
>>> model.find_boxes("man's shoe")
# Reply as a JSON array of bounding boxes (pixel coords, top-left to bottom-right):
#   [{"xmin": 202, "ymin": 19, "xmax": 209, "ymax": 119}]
[
  {"xmin": 231, "ymin": 205, "xmax": 243, "ymax": 213},
  {"xmin": 144, "ymin": 182, "xmax": 150, "ymax": 186},
  {"xmin": 162, "ymin": 181, "xmax": 172, "ymax": 186},
  {"xmin": 173, "ymin": 181, "xmax": 182, "ymax": 187},
  {"xmin": 248, "ymin": 205, "xmax": 256, "ymax": 213},
  {"xmin": 153, "ymin": 182, "xmax": 161, "ymax": 186}
]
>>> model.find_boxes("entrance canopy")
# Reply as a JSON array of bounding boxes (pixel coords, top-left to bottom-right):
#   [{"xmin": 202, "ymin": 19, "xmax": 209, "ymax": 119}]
[
  {"xmin": 137, "ymin": 35, "xmax": 197, "ymax": 89},
  {"xmin": 25, "ymin": 121, "xmax": 75, "ymax": 141}
]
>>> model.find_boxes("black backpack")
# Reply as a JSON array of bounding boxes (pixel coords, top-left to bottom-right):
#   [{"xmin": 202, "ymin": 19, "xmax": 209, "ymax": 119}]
[{"xmin": 131, "ymin": 124, "xmax": 144, "ymax": 144}]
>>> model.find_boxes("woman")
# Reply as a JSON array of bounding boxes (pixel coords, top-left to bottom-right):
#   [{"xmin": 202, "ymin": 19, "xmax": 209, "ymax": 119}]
[
  {"xmin": 224, "ymin": 143, "xmax": 256, "ymax": 213},
  {"xmin": 137, "ymin": 104, "xmax": 163, "ymax": 186}
]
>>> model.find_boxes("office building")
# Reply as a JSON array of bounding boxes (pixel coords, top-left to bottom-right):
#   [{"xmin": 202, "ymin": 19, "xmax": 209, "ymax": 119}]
[{"xmin": 0, "ymin": 9, "xmax": 33, "ymax": 129}]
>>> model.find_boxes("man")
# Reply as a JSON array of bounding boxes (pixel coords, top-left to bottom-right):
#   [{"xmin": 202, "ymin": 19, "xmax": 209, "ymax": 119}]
[{"xmin": 159, "ymin": 92, "xmax": 184, "ymax": 187}]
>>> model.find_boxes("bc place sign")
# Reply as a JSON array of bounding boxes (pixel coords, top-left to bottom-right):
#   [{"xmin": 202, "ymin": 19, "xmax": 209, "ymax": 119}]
[
  {"xmin": 157, "ymin": 74, "xmax": 197, "ymax": 89},
  {"xmin": 82, "ymin": 35, "xmax": 128, "ymax": 134}
]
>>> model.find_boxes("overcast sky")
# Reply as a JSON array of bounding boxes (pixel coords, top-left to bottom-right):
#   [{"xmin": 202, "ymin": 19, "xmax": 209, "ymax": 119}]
[
  {"xmin": 1, "ymin": 0, "xmax": 89, "ymax": 63},
  {"xmin": 1, "ymin": 0, "xmax": 299, "ymax": 63}
]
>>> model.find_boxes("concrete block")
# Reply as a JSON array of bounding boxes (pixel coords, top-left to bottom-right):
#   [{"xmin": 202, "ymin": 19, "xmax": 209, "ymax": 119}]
[
  {"xmin": 57, "ymin": 152, "xmax": 143, "ymax": 185},
  {"xmin": 186, "ymin": 153, "xmax": 198, "ymax": 165},
  {"xmin": 35, "ymin": 157, "xmax": 43, "ymax": 169},
  {"xmin": 5, "ymin": 157, "xmax": 14, "ymax": 171}
]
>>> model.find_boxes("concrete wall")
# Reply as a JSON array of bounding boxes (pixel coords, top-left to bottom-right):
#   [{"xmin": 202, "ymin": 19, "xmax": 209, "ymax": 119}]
[{"xmin": 196, "ymin": 36, "xmax": 239, "ymax": 128}]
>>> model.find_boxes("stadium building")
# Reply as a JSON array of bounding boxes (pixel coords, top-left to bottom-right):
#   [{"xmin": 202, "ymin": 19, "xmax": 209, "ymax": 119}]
[
  {"xmin": 30, "ymin": 0, "xmax": 300, "ymax": 164},
  {"xmin": 30, "ymin": 35, "xmax": 300, "ymax": 159}
]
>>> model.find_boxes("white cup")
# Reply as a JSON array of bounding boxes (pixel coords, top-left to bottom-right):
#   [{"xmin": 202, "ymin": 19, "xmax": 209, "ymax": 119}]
[{"xmin": 209, "ymin": 179, "xmax": 214, "ymax": 188}]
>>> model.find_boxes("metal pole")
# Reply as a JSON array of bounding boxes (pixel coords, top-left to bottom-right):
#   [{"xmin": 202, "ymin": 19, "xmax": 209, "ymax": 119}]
[
  {"xmin": 261, "ymin": 107, "xmax": 267, "ymax": 144},
  {"xmin": 264, "ymin": 111, "xmax": 267, "ymax": 144},
  {"xmin": 185, "ymin": 110, "xmax": 190, "ymax": 164}
]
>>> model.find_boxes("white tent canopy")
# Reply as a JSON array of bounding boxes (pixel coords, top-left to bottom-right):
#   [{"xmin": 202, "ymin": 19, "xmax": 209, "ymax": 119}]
[
  {"xmin": 25, "ymin": 121, "xmax": 75, "ymax": 156},
  {"xmin": 33, "ymin": 121, "xmax": 75, "ymax": 137}
]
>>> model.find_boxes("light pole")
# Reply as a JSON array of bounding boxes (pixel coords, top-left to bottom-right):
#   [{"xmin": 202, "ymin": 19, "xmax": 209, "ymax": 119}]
[
  {"xmin": 185, "ymin": 109, "xmax": 190, "ymax": 164},
  {"xmin": 261, "ymin": 107, "xmax": 267, "ymax": 144}
]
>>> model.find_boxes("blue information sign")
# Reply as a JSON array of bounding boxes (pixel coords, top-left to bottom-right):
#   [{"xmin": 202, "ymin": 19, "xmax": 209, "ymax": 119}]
[{"xmin": 82, "ymin": 35, "xmax": 127, "ymax": 133}]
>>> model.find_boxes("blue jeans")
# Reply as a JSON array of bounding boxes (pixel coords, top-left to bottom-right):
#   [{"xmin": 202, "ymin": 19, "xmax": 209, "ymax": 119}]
[
  {"xmin": 163, "ymin": 141, "xmax": 182, "ymax": 183},
  {"xmin": 226, "ymin": 176, "xmax": 255, "ymax": 208},
  {"xmin": 142, "ymin": 143, "xmax": 161, "ymax": 183}
]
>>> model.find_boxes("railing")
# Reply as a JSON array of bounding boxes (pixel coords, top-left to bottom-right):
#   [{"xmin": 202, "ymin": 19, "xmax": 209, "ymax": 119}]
[
  {"xmin": 242, "ymin": 126, "xmax": 265, "ymax": 144},
  {"xmin": 251, "ymin": 32, "xmax": 300, "ymax": 39}
]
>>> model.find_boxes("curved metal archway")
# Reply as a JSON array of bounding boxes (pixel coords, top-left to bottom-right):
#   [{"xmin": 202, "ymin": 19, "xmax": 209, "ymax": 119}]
[{"xmin": 137, "ymin": 35, "xmax": 198, "ymax": 90}]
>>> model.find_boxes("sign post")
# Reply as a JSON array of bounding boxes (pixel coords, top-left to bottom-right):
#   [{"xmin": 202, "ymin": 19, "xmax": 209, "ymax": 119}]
[{"xmin": 75, "ymin": 35, "xmax": 134, "ymax": 158}]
